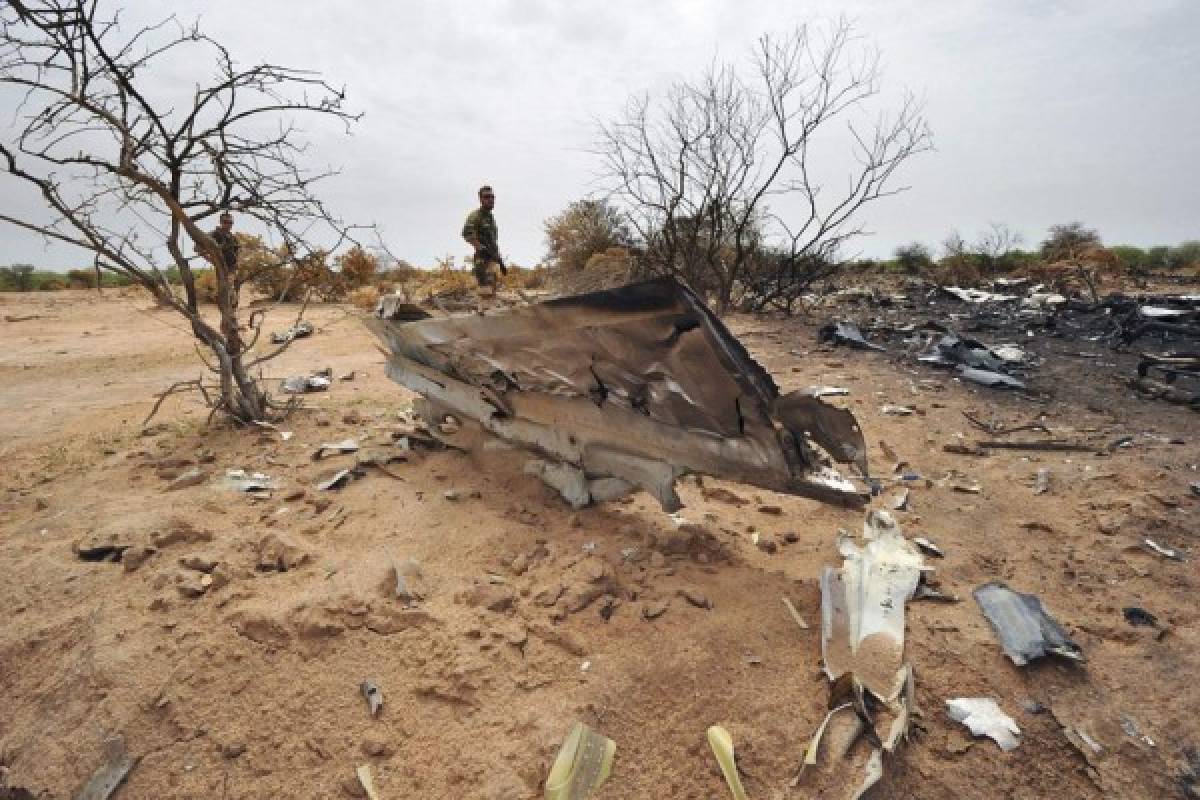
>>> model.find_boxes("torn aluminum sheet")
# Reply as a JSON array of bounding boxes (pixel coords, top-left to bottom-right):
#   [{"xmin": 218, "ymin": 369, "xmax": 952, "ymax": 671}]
[
  {"xmin": 270, "ymin": 319, "xmax": 314, "ymax": 344},
  {"xmin": 76, "ymin": 735, "xmax": 136, "ymax": 800},
  {"xmin": 360, "ymin": 679, "xmax": 383, "ymax": 716},
  {"xmin": 312, "ymin": 438, "xmax": 360, "ymax": 461},
  {"xmin": 819, "ymin": 320, "xmax": 885, "ymax": 351},
  {"xmin": 1143, "ymin": 537, "xmax": 1185, "ymax": 561},
  {"xmin": 707, "ymin": 726, "xmax": 749, "ymax": 800},
  {"xmin": 940, "ymin": 286, "xmax": 1018, "ymax": 304},
  {"xmin": 821, "ymin": 510, "xmax": 924, "ymax": 701},
  {"xmin": 222, "ymin": 469, "xmax": 277, "ymax": 495},
  {"xmin": 1139, "ymin": 306, "xmax": 1195, "ymax": 320},
  {"xmin": 913, "ymin": 536, "xmax": 944, "ymax": 558},
  {"xmin": 280, "ymin": 369, "xmax": 331, "ymax": 394},
  {"xmin": 973, "ymin": 581, "xmax": 1083, "ymax": 665},
  {"xmin": 370, "ymin": 278, "xmax": 868, "ymax": 512},
  {"xmin": 316, "ymin": 467, "xmax": 355, "ymax": 491},
  {"xmin": 804, "ymin": 385, "xmax": 850, "ymax": 397},
  {"xmin": 946, "ymin": 697, "xmax": 1021, "ymax": 752},
  {"xmin": 957, "ymin": 366, "xmax": 1026, "ymax": 390},
  {"xmin": 545, "ymin": 722, "xmax": 615, "ymax": 800}
]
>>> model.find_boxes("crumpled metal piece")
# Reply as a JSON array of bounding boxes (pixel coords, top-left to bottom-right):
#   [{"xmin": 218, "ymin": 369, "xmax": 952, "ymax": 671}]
[
  {"xmin": 819, "ymin": 320, "xmax": 885, "ymax": 351},
  {"xmin": 821, "ymin": 510, "xmax": 924, "ymax": 701},
  {"xmin": 370, "ymin": 278, "xmax": 867, "ymax": 510},
  {"xmin": 270, "ymin": 319, "xmax": 314, "ymax": 344},
  {"xmin": 280, "ymin": 367, "xmax": 331, "ymax": 394},
  {"xmin": 974, "ymin": 581, "xmax": 1083, "ymax": 665},
  {"xmin": 946, "ymin": 697, "xmax": 1021, "ymax": 751},
  {"xmin": 76, "ymin": 735, "xmax": 136, "ymax": 800},
  {"xmin": 957, "ymin": 366, "xmax": 1026, "ymax": 390}
]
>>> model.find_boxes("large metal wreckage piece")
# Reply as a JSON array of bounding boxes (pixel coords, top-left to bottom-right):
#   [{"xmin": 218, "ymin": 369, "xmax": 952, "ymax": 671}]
[{"xmin": 369, "ymin": 278, "xmax": 869, "ymax": 511}]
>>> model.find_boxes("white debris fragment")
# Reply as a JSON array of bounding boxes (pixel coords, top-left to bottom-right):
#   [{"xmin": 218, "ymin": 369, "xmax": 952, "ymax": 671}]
[
  {"xmin": 881, "ymin": 404, "xmax": 915, "ymax": 416},
  {"xmin": 805, "ymin": 385, "xmax": 851, "ymax": 397},
  {"xmin": 946, "ymin": 697, "xmax": 1021, "ymax": 751},
  {"xmin": 1143, "ymin": 537, "xmax": 1184, "ymax": 561},
  {"xmin": 1034, "ymin": 468, "xmax": 1051, "ymax": 495}
]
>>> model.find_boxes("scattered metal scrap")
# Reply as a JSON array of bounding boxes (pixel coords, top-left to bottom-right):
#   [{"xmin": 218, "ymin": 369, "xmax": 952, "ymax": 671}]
[
  {"xmin": 222, "ymin": 468, "xmax": 277, "ymax": 496},
  {"xmin": 75, "ymin": 735, "xmax": 135, "ymax": 800},
  {"xmin": 544, "ymin": 722, "xmax": 615, "ymax": 800},
  {"xmin": 370, "ymin": 278, "xmax": 868, "ymax": 512},
  {"xmin": 973, "ymin": 581, "xmax": 1083, "ymax": 665},
  {"xmin": 797, "ymin": 511, "xmax": 925, "ymax": 795},
  {"xmin": 270, "ymin": 319, "xmax": 314, "ymax": 344},
  {"xmin": 311, "ymin": 438, "xmax": 359, "ymax": 461},
  {"xmin": 1143, "ymin": 537, "xmax": 1185, "ymax": 561},
  {"xmin": 707, "ymin": 726, "xmax": 749, "ymax": 800},
  {"xmin": 280, "ymin": 367, "xmax": 331, "ymax": 394},
  {"xmin": 819, "ymin": 320, "xmax": 884, "ymax": 351},
  {"xmin": 360, "ymin": 679, "xmax": 383, "ymax": 717},
  {"xmin": 946, "ymin": 697, "xmax": 1021, "ymax": 752}
]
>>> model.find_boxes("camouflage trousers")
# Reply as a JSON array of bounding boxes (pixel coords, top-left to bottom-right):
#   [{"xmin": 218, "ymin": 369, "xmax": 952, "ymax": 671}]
[{"xmin": 472, "ymin": 258, "xmax": 501, "ymax": 289}]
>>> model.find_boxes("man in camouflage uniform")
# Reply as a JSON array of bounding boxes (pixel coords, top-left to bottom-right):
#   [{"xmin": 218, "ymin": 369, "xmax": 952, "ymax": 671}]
[
  {"xmin": 199, "ymin": 210, "xmax": 241, "ymax": 310},
  {"xmin": 461, "ymin": 185, "xmax": 506, "ymax": 292}
]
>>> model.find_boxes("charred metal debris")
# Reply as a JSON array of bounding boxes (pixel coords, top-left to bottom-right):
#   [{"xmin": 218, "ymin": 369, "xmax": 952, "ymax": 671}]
[
  {"xmin": 816, "ymin": 279, "xmax": 1200, "ymax": 408},
  {"xmin": 370, "ymin": 278, "xmax": 869, "ymax": 511}
]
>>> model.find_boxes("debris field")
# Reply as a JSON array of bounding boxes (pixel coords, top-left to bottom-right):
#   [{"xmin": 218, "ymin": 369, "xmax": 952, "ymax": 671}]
[{"xmin": 1, "ymin": 284, "xmax": 1198, "ymax": 799}]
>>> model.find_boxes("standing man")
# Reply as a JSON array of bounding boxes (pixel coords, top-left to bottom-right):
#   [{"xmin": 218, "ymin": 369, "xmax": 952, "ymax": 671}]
[
  {"xmin": 198, "ymin": 210, "xmax": 241, "ymax": 310},
  {"xmin": 462, "ymin": 185, "xmax": 506, "ymax": 293},
  {"xmin": 211, "ymin": 210, "xmax": 240, "ymax": 276}
]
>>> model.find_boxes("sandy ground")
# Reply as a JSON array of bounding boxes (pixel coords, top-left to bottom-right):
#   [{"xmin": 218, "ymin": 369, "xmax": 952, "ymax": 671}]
[{"xmin": 1, "ymin": 288, "xmax": 1197, "ymax": 799}]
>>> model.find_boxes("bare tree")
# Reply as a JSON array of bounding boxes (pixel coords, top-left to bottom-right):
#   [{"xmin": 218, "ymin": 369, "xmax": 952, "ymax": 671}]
[
  {"xmin": 974, "ymin": 222, "xmax": 1023, "ymax": 262},
  {"xmin": 596, "ymin": 18, "xmax": 931, "ymax": 313},
  {"xmin": 0, "ymin": 1, "xmax": 363, "ymax": 422}
]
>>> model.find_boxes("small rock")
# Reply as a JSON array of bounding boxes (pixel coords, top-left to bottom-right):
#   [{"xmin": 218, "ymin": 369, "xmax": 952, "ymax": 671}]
[
  {"xmin": 505, "ymin": 626, "xmax": 529, "ymax": 648},
  {"xmin": 679, "ymin": 588, "xmax": 712, "ymax": 609},
  {"xmin": 257, "ymin": 532, "xmax": 311, "ymax": 572},
  {"xmin": 648, "ymin": 551, "xmax": 667, "ymax": 569},
  {"xmin": 390, "ymin": 558, "xmax": 427, "ymax": 605},
  {"xmin": 220, "ymin": 741, "xmax": 246, "ymax": 759},
  {"xmin": 339, "ymin": 773, "xmax": 367, "ymax": 798},
  {"xmin": 534, "ymin": 584, "xmax": 564, "ymax": 607},
  {"xmin": 463, "ymin": 583, "xmax": 516, "ymax": 612},
  {"xmin": 757, "ymin": 505, "xmax": 783, "ymax": 516},
  {"xmin": 176, "ymin": 571, "xmax": 210, "ymax": 598},
  {"xmin": 315, "ymin": 413, "xmax": 333, "ymax": 428},
  {"xmin": 179, "ymin": 555, "xmax": 218, "ymax": 573},
  {"xmin": 641, "ymin": 600, "xmax": 669, "ymax": 620},
  {"xmin": 782, "ymin": 532, "xmax": 799, "ymax": 544},
  {"xmin": 443, "ymin": 489, "xmax": 460, "ymax": 502},
  {"xmin": 196, "ymin": 449, "xmax": 216, "ymax": 464},
  {"xmin": 165, "ymin": 468, "xmax": 208, "ymax": 491},
  {"xmin": 509, "ymin": 553, "xmax": 529, "ymax": 576},
  {"xmin": 361, "ymin": 738, "xmax": 394, "ymax": 758},
  {"xmin": 756, "ymin": 538, "xmax": 778, "ymax": 555},
  {"xmin": 282, "ymin": 488, "xmax": 306, "ymax": 502},
  {"xmin": 208, "ymin": 564, "xmax": 232, "ymax": 591},
  {"xmin": 121, "ymin": 545, "xmax": 157, "ymax": 572},
  {"xmin": 343, "ymin": 410, "xmax": 364, "ymax": 425},
  {"xmin": 33, "ymin": 496, "xmax": 48, "ymax": 511}
]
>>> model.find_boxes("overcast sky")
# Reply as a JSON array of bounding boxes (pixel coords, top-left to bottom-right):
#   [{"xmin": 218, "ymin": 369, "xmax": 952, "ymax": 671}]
[{"xmin": 3, "ymin": 0, "xmax": 1198, "ymax": 269}]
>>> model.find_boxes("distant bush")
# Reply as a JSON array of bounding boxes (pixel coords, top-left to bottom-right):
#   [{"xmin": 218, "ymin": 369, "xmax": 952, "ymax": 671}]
[
  {"xmin": 66, "ymin": 268, "xmax": 97, "ymax": 289},
  {"xmin": 337, "ymin": 246, "xmax": 378, "ymax": 289},
  {"xmin": 38, "ymin": 277, "xmax": 67, "ymax": 291},
  {"xmin": 251, "ymin": 248, "xmax": 345, "ymax": 302},
  {"xmin": 1040, "ymin": 222, "xmax": 1101, "ymax": 262},
  {"xmin": 0, "ymin": 264, "xmax": 35, "ymax": 291},
  {"xmin": 194, "ymin": 269, "xmax": 220, "ymax": 303},
  {"xmin": 893, "ymin": 243, "xmax": 933, "ymax": 275},
  {"xmin": 348, "ymin": 285, "xmax": 380, "ymax": 310}
]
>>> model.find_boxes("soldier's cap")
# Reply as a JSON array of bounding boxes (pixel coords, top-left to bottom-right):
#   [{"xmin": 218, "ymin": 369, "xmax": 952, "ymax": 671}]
[{"xmin": 478, "ymin": 185, "xmax": 494, "ymax": 196}]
